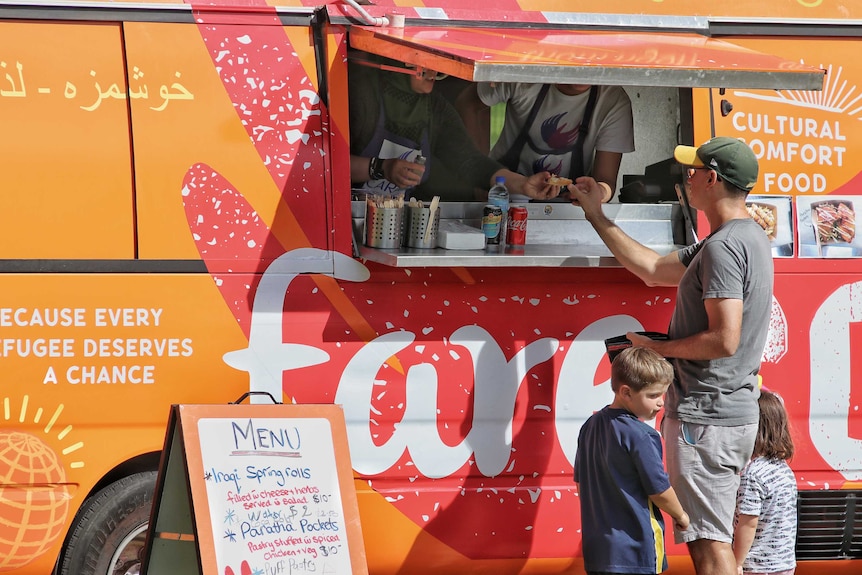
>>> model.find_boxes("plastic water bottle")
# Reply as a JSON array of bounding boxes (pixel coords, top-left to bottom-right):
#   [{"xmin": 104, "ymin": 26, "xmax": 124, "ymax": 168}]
[
  {"xmin": 488, "ymin": 176, "xmax": 509, "ymax": 242},
  {"xmin": 407, "ymin": 154, "xmax": 426, "ymax": 197}
]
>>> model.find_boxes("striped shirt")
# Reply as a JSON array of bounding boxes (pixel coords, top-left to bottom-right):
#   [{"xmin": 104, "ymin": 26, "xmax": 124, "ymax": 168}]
[{"xmin": 735, "ymin": 457, "xmax": 797, "ymax": 573}]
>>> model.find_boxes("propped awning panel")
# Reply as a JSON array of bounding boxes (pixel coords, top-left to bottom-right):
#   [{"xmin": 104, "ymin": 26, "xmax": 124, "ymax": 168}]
[{"xmin": 349, "ymin": 26, "xmax": 825, "ymax": 90}]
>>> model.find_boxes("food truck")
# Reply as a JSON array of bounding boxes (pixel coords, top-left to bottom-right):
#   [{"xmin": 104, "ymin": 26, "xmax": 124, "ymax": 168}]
[{"xmin": 1, "ymin": 0, "xmax": 861, "ymax": 573}]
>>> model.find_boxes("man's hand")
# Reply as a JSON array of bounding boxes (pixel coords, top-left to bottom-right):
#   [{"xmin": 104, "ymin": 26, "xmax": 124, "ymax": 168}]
[
  {"xmin": 626, "ymin": 332, "xmax": 655, "ymax": 349},
  {"xmin": 568, "ymin": 176, "xmax": 606, "ymax": 216}
]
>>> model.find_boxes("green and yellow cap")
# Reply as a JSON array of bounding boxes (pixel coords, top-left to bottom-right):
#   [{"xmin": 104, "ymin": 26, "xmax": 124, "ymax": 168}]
[{"xmin": 674, "ymin": 136, "xmax": 759, "ymax": 192}]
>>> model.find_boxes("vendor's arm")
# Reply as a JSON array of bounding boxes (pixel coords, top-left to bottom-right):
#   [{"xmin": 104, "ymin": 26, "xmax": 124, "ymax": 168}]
[
  {"xmin": 569, "ymin": 176, "xmax": 685, "ymax": 286},
  {"xmin": 454, "ymin": 83, "xmax": 491, "ymax": 154},
  {"xmin": 588, "ymin": 86, "xmax": 634, "ymax": 201},
  {"xmin": 591, "ymin": 150, "xmax": 623, "ymax": 202},
  {"xmin": 350, "ymin": 155, "xmax": 425, "ymax": 189},
  {"xmin": 494, "ymin": 169, "xmax": 559, "ymax": 201}
]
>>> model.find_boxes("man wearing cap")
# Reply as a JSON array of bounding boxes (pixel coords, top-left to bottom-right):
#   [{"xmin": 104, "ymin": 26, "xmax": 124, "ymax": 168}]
[{"xmin": 569, "ymin": 136, "xmax": 773, "ymax": 575}]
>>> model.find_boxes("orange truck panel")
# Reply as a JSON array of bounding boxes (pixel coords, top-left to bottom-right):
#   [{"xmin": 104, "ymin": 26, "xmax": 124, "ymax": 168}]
[
  {"xmin": 0, "ymin": 22, "xmax": 133, "ymax": 259},
  {"xmin": 1, "ymin": 2, "xmax": 861, "ymax": 575}
]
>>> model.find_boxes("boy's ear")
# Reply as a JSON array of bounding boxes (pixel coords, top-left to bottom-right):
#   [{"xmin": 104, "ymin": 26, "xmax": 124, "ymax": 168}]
[{"xmin": 619, "ymin": 384, "xmax": 632, "ymax": 398}]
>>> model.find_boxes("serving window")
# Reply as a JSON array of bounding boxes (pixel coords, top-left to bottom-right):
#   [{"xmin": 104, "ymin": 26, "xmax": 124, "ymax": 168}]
[{"xmin": 340, "ymin": 21, "xmax": 824, "ymax": 266}]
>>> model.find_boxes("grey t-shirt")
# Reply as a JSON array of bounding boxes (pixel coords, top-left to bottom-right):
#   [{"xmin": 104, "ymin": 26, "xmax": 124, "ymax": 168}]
[{"xmin": 666, "ymin": 218, "xmax": 774, "ymax": 426}]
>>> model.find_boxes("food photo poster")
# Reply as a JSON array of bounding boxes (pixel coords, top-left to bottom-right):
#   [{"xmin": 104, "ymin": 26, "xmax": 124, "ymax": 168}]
[
  {"xmin": 746, "ymin": 195, "xmax": 794, "ymax": 258},
  {"xmin": 796, "ymin": 195, "xmax": 860, "ymax": 258}
]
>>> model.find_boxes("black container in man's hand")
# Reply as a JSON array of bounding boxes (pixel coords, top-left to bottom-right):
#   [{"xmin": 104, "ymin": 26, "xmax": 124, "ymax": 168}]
[{"xmin": 604, "ymin": 332, "xmax": 669, "ymax": 362}]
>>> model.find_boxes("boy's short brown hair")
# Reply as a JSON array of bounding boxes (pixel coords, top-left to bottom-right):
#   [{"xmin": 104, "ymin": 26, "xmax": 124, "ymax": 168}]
[{"xmin": 611, "ymin": 346, "xmax": 673, "ymax": 393}]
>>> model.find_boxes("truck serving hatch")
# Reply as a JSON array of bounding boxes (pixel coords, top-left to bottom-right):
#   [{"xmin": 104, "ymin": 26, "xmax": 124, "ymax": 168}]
[{"xmin": 347, "ymin": 25, "xmax": 825, "ymax": 91}]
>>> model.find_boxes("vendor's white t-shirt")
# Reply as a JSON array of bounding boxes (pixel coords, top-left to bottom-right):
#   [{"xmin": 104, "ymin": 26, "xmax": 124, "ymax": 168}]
[{"xmin": 478, "ymin": 83, "xmax": 635, "ymax": 179}]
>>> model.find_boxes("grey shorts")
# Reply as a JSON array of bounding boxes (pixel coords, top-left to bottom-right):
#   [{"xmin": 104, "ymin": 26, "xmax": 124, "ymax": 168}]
[{"xmin": 663, "ymin": 417, "xmax": 756, "ymax": 545}]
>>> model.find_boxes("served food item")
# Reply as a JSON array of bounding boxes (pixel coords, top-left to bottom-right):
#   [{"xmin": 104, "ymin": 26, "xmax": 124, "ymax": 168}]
[
  {"xmin": 812, "ymin": 200, "xmax": 855, "ymax": 244},
  {"xmin": 547, "ymin": 175, "xmax": 573, "ymax": 186},
  {"xmin": 746, "ymin": 202, "xmax": 777, "ymax": 239}
]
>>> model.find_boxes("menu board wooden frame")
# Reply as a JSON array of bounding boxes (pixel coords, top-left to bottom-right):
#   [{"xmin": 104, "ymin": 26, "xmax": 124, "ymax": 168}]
[{"xmin": 141, "ymin": 403, "xmax": 368, "ymax": 575}]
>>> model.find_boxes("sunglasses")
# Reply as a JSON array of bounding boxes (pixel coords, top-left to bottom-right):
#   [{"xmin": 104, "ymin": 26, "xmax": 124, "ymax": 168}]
[{"xmin": 686, "ymin": 167, "xmax": 711, "ymax": 178}]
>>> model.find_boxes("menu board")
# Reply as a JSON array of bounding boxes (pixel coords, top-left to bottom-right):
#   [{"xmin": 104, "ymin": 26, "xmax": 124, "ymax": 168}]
[{"xmin": 141, "ymin": 404, "xmax": 367, "ymax": 575}]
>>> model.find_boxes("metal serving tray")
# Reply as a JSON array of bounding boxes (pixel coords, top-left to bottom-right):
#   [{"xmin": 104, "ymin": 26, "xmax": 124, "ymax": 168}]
[{"xmin": 351, "ymin": 201, "xmax": 690, "ymax": 268}]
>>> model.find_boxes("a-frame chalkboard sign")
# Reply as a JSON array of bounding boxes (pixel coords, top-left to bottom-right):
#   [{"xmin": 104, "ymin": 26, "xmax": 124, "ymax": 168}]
[{"xmin": 140, "ymin": 399, "xmax": 368, "ymax": 575}]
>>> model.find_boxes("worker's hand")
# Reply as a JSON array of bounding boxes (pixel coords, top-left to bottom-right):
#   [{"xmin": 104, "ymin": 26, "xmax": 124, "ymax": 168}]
[
  {"xmin": 384, "ymin": 158, "xmax": 425, "ymax": 188},
  {"xmin": 523, "ymin": 171, "xmax": 560, "ymax": 200},
  {"xmin": 545, "ymin": 174, "xmax": 573, "ymax": 198}
]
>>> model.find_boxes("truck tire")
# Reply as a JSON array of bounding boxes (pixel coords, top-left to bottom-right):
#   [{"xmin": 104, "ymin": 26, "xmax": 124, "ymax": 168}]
[{"xmin": 59, "ymin": 471, "xmax": 157, "ymax": 575}]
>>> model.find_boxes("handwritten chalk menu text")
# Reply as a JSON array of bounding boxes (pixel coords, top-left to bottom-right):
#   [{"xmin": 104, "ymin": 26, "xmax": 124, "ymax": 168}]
[
  {"xmin": 199, "ymin": 417, "xmax": 350, "ymax": 575},
  {"xmin": 141, "ymin": 404, "xmax": 366, "ymax": 575}
]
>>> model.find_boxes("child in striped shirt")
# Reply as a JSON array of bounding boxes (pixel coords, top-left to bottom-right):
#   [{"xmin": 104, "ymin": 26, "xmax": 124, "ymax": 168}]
[{"xmin": 733, "ymin": 390, "xmax": 797, "ymax": 575}]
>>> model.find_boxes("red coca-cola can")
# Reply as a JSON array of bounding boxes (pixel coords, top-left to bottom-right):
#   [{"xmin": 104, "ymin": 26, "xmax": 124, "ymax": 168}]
[{"xmin": 506, "ymin": 206, "xmax": 528, "ymax": 245}]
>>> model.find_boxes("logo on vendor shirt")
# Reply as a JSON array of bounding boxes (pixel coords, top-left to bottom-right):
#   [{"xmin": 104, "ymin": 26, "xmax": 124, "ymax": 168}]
[
  {"xmin": 532, "ymin": 156, "xmax": 564, "ymax": 176},
  {"xmin": 541, "ymin": 112, "xmax": 579, "ymax": 149}
]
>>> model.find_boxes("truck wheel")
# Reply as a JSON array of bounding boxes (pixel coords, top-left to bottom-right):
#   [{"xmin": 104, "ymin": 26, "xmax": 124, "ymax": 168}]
[{"xmin": 59, "ymin": 471, "xmax": 157, "ymax": 575}]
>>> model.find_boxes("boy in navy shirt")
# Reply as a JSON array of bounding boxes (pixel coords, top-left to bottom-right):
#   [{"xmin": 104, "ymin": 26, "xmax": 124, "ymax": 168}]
[{"xmin": 575, "ymin": 346, "xmax": 689, "ymax": 574}]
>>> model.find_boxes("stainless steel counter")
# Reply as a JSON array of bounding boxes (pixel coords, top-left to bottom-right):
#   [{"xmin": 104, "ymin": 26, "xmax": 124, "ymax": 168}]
[{"xmin": 352, "ymin": 201, "xmax": 692, "ymax": 268}]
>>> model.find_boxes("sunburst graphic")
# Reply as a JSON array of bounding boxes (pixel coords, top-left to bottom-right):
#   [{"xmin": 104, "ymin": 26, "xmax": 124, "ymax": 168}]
[
  {"xmin": 733, "ymin": 64, "xmax": 862, "ymax": 117},
  {"xmin": 0, "ymin": 395, "xmax": 84, "ymax": 571}
]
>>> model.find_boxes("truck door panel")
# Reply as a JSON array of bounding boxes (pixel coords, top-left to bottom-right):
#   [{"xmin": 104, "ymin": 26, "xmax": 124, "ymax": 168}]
[
  {"xmin": 126, "ymin": 19, "xmax": 337, "ymax": 270},
  {"xmin": 0, "ymin": 21, "xmax": 133, "ymax": 259}
]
